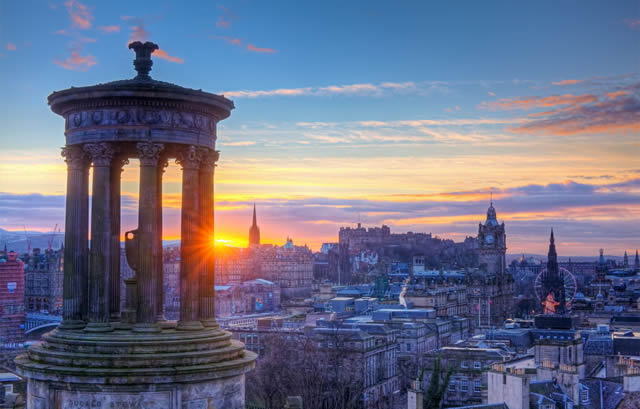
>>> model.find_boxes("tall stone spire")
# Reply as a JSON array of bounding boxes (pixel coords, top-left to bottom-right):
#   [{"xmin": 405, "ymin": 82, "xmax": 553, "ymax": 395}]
[
  {"xmin": 634, "ymin": 250, "xmax": 639, "ymax": 271},
  {"xmin": 541, "ymin": 228, "xmax": 565, "ymax": 314},
  {"xmin": 249, "ymin": 203, "xmax": 260, "ymax": 247}
]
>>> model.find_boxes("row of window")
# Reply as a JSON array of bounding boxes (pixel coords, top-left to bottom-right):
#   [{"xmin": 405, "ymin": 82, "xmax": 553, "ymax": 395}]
[
  {"xmin": 460, "ymin": 361, "xmax": 483, "ymax": 369},
  {"xmin": 448, "ymin": 380, "xmax": 482, "ymax": 393}
]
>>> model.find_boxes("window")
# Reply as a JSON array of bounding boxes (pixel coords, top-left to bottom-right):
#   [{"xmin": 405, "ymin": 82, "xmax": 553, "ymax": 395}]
[
  {"xmin": 581, "ymin": 389, "xmax": 589, "ymax": 403},
  {"xmin": 448, "ymin": 381, "xmax": 456, "ymax": 391},
  {"xmin": 460, "ymin": 381, "xmax": 468, "ymax": 392},
  {"xmin": 473, "ymin": 361, "xmax": 481, "ymax": 369},
  {"xmin": 406, "ymin": 343, "xmax": 411, "ymax": 352},
  {"xmin": 474, "ymin": 380, "xmax": 482, "ymax": 393},
  {"xmin": 461, "ymin": 361, "xmax": 468, "ymax": 368}
]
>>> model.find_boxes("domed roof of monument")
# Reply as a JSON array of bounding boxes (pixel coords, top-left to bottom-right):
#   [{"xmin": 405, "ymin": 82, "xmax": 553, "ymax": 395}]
[{"xmin": 48, "ymin": 41, "xmax": 233, "ymax": 119}]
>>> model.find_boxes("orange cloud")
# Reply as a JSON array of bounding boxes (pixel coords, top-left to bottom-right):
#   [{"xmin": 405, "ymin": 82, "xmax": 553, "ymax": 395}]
[
  {"xmin": 53, "ymin": 29, "xmax": 69, "ymax": 35},
  {"xmin": 484, "ymin": 94, "xmax": 598, "ymax": 110},
  {"xmin": 153, "ymin": 49, "xmax": 184, "ymax": 64},
  {"xmin": 552, "ymin": 79, "xmax": 585, "ymax": 86},
  {"xmin": 247, "ymin": 44, "xmax": 277, "ymax": 53},
  {"xmin": 99, "ymin": 25, "xmax": 120, "ymax": 33},
  {"xmin": 6, "ymin": 42, "xmax": 16, "ymax": 51},
  {"xmin": 54, "ymin": 50, "xmax": 97, "ymax": 71},
  {"xmin": 605, "ymin": 90, "xmax": 629, "ymax": 99},
  {"xmin": 488, "ymin": 91, "xmax": 496, "ymax": 96},
  {"xmin": 64, "ymin": 0, "xmax": 92, "ymax": 29}
]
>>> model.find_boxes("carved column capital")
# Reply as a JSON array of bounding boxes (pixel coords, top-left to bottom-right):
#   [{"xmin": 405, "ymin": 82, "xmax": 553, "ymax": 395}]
[
  {"xmin": 175, "ymin": 145, "xmax": 201, "ymax": 170},
  {"xmin": 84, "ymin": 142, "xmax": 117, "ymax": 167},
  {"xmin": 136, "ymin": 142, "xmax": 165, "ymax": 167},
  {"xmin": 61, "ymin": 145, "xmax": 88, "ymax": 170},
  {"xmin": 197, "ymin": 148, "xmax": 219, "ymax": 172}
]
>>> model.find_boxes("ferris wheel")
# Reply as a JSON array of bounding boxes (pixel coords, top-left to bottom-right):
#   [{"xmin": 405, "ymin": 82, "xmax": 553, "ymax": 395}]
[{"xmin": 534, "ymin": 267, "xmax": 578, "ymax": 303}]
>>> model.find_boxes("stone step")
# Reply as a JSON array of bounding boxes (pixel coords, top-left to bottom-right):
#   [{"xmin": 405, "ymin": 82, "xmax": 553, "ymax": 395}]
[{"xmin": 27, "ymin": 341, "xmax": 246, "ymax": 369}]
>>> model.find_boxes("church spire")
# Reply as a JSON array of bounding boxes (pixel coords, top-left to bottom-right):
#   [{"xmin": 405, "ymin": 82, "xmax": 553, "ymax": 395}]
[
  {"xmin": 548, "ymin": 228, "xmax": 557, "ymax": 261},
  {"xmin": 252, "ymin": 203, "xmax": 257, "ymax": 226},
  {"xmin": 249, "ymin": 203, "xmax": 260, "ymax": 247}
]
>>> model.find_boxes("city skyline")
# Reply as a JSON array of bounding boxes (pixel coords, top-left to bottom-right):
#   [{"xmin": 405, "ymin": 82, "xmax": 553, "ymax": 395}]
[{"xmin": 1, "ymin": 1, "xmax": 639, "ymax": 255}]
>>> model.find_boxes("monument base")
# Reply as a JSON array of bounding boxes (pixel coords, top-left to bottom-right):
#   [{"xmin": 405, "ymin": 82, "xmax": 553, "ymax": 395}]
[{"xmin": 16, "ymin": 325, "xmax": 256, "ymax": 409}]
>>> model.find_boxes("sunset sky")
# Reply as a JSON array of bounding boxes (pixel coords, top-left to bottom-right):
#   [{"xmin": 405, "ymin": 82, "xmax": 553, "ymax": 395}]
[{"xmin": 0, "ymin": 1, "xmax": 638, "ymax": 256}]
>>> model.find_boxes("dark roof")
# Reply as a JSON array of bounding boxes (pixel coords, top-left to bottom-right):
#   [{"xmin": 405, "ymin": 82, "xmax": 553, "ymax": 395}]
[{"xmin": 581, "ymin": 379, "xmax": 625, "ymax": 409}]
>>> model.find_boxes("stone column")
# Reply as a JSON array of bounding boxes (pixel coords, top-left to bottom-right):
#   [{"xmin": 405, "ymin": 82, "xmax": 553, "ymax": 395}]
[
  {"xmin": 156, "ymin": 158, "xmax": 168, "ymax": 322},
  {"xmin": 110, "ymin": 157, "xmax": 129, "ymax": 321},
  {"xmin": 198, "ymin": 148, "xmax": 219, "ymax": 327},
  {"xmin": 59, "ymin": 145, "xmax": 90, "ymax": 330},
  {"xmin": 84, "ymin": 142, "xmax": 116, "ymax": 332},
  {"xmin": 176, "ymin": 145, "xmax": 203, "ymax": 330},
  {"xmin": 134, "ymin": 142, "xmax": 164, "ymax": 332}
]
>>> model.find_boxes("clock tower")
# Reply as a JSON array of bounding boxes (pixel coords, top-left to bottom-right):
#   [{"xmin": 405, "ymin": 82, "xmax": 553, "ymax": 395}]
[{"xmin": 477, "ymin": 200, "xmax": 506, "ymax": 275}]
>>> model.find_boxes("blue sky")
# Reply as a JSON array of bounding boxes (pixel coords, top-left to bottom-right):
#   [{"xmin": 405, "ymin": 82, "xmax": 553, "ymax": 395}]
[{"xmin": 0, "ymin": 1, "xmax": 639, "ymax": 255}]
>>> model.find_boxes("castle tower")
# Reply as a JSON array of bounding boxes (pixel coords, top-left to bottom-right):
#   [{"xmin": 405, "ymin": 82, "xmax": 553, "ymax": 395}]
[
  {"xmin": 249, "ymin": 203, "xmax": 260, "ymax": 246},
  {"xmin": 477, "ymin": 200, "xmax": 507, "ymax": 275}
]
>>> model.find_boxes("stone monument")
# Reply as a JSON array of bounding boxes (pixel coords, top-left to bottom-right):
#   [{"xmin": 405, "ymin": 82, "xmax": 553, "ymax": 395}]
[{"xmin": 16, "ymin": 41, "xmax": 256, "ymax": 409}]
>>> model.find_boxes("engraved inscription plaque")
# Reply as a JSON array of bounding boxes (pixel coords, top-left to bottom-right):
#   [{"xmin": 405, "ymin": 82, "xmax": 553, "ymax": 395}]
[{"xmin": 56, "ymin": 390, "xmax": 173, "ymax": 409}]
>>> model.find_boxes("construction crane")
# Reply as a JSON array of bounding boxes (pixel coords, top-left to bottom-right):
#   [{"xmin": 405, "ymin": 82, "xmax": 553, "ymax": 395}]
[
  {"xmin": 47, "ymin": 223, "xmax": 58, "ymax": 251},
  {"xmin": 23, "ymin": 225, "xmax": 32, "ymax": 254}
]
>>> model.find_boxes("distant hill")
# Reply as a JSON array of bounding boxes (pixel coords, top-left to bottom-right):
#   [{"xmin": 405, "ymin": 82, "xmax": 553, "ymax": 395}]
[
  {"xmin": 0, "ymin": 228, "xmax": 182, "ymax": 254},
  {"xmin": 0, "ymin": 227, "xmax": 64, "ymax": 253}
]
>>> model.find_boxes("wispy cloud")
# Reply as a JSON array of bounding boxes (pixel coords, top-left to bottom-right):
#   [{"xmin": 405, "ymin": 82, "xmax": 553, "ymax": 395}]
[
  {"xmin": 64, "ymin": 0, "xmax": 92, "ymax": 30},
  {"xmin": 552, "ymin": 79, "xmax": 585, "ymax": 86},
  {"xmin": 153, "ymin": 49, "xmax": 184, "ymax": 63},
  {"xmin": 508, "ymin": 90, "xmax": 640, "ymax": 135},
  {"xmin": 247, "ymin": 44, "xmax": 277, "ymax": 53},
  {"xmin": 221, "ymin": 141, "xmax": 257, "ymax": 147},
  {"xmin": 98, "ymin": 25, "xmax": 120, "ymax": 33},
  {"xmin": 54, "ymin": 47, "xmax": 97, "ymax": 70},
  {"xmin": 482, "ymin": 94, "xmax": 598, "ymax": 110},
  {"xmin": 222, "ymin": 80, "xmax": 448, "ymax": 98},
  {"xmin": 211, "ymin": 35, "xmax": 277, "ymax": 54},
  {"xmin": 6, "ymin": 42, "xmax": 16, "ymax": 51}
]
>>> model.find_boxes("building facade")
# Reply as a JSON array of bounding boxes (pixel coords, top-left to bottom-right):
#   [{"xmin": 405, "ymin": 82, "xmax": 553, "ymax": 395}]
[
  {"xmin": 0, "ymin": 251, "xmax": 25, "ymax": 347},
  {"xmin": 23, "ymin": 248, "xmax": 63, "ymax": 315}
]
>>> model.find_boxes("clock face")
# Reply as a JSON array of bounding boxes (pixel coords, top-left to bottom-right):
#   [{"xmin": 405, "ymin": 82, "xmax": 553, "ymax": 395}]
[{"xmin": 485, "ymin": 234, "xmax": 494, "ymax": 244}]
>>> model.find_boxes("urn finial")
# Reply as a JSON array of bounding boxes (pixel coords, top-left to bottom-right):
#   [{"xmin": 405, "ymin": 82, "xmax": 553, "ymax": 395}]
[{"xmin": 128, "ymin": 41, "xmax": 159, "ymax": 80}]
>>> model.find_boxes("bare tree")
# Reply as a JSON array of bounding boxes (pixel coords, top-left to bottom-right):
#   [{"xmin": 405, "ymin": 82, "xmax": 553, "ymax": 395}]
[{"xmin": 246, "ymin": 330, "xmax": 368, "ymax": 409}]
